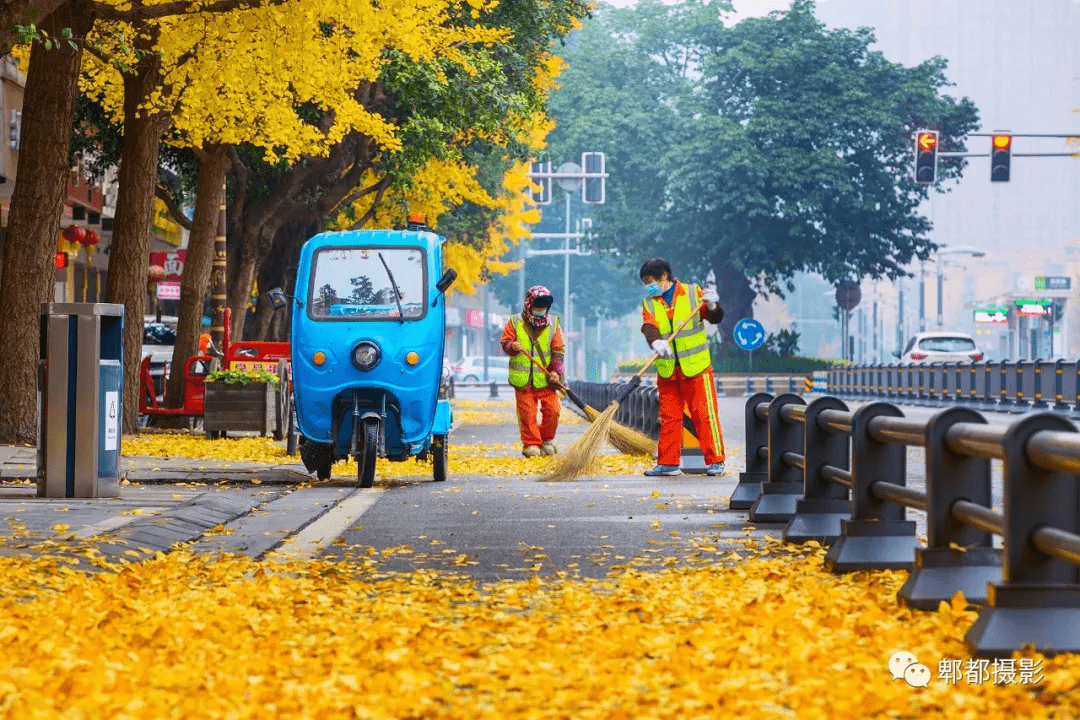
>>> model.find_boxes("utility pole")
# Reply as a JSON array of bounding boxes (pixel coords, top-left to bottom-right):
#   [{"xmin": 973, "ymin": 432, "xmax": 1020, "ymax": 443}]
[{"xmin": 526, "ymin": 153, "xmax": 608, "ymax": 380}]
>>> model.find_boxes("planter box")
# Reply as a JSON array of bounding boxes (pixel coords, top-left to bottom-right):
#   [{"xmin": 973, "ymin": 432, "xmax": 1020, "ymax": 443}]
[{"xmin": 204, "ymin": 381, "xmax": 278, "ymax": 437}]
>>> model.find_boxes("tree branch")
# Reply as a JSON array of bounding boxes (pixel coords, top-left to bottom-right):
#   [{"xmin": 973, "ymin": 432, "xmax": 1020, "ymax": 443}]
[
  {"xmin": 348, "ymin": 181, "xmax": 389, "ymax": 230},
  {"xmin": 330, "ymin": 176, "xmax": 387, "ymax": 218},
  {"xmin": 155, "ymin": 184, "xmax": 194, "ymax": 231},
  {"xmin": 90, "ymin": 0, "xmax": 292, "ymax": 23}
]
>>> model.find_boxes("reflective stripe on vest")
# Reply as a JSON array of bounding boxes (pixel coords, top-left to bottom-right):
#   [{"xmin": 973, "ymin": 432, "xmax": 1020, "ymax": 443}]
[
  {"xmin": 645, "ymin": 283, "xmax": 710, "ymax": 378},
  {"xmin": 508, "ymin": 317, "xmax": 556, "ymax": 389}
]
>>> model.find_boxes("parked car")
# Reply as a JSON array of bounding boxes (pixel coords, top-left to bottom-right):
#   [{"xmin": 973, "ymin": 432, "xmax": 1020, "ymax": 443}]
[
  {"xmin": 895, "ymin": 332, "xmax": 983, "ymax": 363},
  {"xmin": 452, "ymin": 355, "xmax": 510, "ymax": 383}
]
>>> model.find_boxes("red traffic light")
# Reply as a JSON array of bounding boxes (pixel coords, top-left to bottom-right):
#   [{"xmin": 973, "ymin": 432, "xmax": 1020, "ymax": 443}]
[
  {"xmin": 917, "ymin": 132, "xmax": 938, "ymax": 151},
  {"xmin": 54, "ymin": 252, "xmax": 68, "ymax": 269},
  {"xmin": 992, "ymin": 134, "xmax": 1012, "ymax": 150}
]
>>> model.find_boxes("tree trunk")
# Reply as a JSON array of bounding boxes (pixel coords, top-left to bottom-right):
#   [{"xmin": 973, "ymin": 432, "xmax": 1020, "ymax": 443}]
[
  {"xmin": 164, "ymin": 145, "xmax": 230, "ymax": 408},
  {"xmin": 0, "ymin": 2, "xmax": 93, "ymax": 444},
  {"xmin": 105, "ymin": 50, "xmax": 172, "ymax": 434},
  {"xmin": 712, "ymin": 256, "xmax": 757, "ymax": 355},
  {"xmin": 227, "ymin": 252, "xmax": 258, "ymax": 340}
]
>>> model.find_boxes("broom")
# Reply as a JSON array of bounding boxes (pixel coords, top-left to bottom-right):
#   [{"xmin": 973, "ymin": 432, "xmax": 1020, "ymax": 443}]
[
  {"xmin": 521, "ymin": 350, "xmax": 655, "ymax": 456},
  {"xmin": 542, "ymin": 302, "xmax": 707, "ymax": 482}
]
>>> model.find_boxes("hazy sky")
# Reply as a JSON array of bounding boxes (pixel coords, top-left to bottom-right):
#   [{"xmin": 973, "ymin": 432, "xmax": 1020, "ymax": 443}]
[{"xmin": 601, "ymin": 0, "xmax": 794, "ymax": 22}]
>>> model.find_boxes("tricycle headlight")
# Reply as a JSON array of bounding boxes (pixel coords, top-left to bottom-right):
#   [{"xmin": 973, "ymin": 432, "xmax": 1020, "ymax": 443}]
[{"xmin": 351, "ymin": 341, "xmax": 381, "ymax": 371}]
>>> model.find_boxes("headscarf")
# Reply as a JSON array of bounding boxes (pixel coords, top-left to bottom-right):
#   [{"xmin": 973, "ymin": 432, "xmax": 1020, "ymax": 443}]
[{"xmin": 523, "ymin": 285, "xmax": 554, "ymax": 328}]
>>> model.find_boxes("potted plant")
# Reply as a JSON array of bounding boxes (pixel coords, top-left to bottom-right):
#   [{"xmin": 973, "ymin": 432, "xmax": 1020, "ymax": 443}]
[{"xmin": 203, "ymin": 368, "xmax": 282, "ymax": 439}]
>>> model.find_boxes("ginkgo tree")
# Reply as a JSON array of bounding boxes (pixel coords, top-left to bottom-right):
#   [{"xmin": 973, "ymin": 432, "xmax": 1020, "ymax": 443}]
[
  {"xmin": 218, "ymin": 1, "xmax": 588, "ymax": 342},
  {"xmin": 77, "ymin": 0, "xmax": 509, "ymax": 432}
]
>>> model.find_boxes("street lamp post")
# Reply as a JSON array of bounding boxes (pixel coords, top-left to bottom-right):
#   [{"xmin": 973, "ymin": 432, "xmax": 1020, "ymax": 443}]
[
  {"xmin": 525, "ymin": 154, "xmax": 608, "ymax": 379},
  {"xmin": 935, "ymin": 245, "xmax": 986, "ymax": 330}
]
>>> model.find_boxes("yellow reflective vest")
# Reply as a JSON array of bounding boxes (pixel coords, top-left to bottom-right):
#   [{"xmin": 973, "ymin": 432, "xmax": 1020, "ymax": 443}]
[
  {"xmin": 644, "ymin": 283, "xmax": 711, "ymax": 378},
  {"xmin": 508, "ymin": 316, "xmax": 558, "ymax": 389}
]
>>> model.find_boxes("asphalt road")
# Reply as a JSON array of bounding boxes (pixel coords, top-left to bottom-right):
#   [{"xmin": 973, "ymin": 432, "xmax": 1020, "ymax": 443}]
[{"xmin": 0, "ymin": 388, "xmax": 1018, "ymax": 571}]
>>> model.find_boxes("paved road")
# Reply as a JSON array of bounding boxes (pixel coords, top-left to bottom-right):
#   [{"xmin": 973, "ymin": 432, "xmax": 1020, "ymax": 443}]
[
  {"xmin": 0, "ymin": 394, "xmax": 776, "ymax": 573},
  {"xmin": 2, "ymin": 390, "xmax": 1025, "ymax": 570}
]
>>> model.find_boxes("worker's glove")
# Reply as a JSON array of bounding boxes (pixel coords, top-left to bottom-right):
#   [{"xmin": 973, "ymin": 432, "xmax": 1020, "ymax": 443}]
[
  {"xmin": 547, "ymin": 371, "xmax": 561, "ymax": 384},
  {"xmin": 508, "ymin": 341, "xmax": 524, "ymax": 355},
  {"xmin": 651, "ymin": 339, "xmax": 673, "ymax": 359},
  {"xmin": 701, "ymin": 288, "xmax": 720, "ymax": 309}
]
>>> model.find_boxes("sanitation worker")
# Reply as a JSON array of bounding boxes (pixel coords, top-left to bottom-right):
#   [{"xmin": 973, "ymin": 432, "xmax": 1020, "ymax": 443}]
[
  {"xmin": 639, "ymin": 257, "xmax": 726, "ymax": 477},
  {"xmin": 501, "ymin": 285, "xmax": 566, "ymax": 458}
]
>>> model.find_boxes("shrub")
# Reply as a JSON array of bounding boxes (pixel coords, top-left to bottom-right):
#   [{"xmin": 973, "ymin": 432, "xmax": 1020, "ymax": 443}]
[{"xmin": 206, "ymin": 368, "xmax": 280, "ymax": 386}]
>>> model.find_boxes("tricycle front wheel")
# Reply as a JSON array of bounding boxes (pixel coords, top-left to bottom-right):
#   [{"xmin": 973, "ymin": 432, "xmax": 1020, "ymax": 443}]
[
  {"xmin": 431, "ymin": 434, "xmax": 447, "ymax": 483},
  {"xmin": 357, "ymin": 417, "xmax": 379, "ymax": 489}
]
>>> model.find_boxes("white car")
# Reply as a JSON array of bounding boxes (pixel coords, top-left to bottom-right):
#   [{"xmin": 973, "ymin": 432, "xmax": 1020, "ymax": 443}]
[
  {"xmin": 452, "ymin": 356, "xmax": 510, "ymax": 383},
  {"xmin": 896, "ymin": 332, "xmax": 984, "ymax": 363}
]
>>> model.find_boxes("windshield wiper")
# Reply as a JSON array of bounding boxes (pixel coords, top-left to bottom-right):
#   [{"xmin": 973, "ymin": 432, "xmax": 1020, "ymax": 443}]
[{"xmin": 378, "ymin": 252, "xmax": 406, "ymax": 323}]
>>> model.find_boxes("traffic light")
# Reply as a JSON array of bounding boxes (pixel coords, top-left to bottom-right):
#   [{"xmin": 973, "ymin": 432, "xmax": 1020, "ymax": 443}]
[
  {"xmin": 582, "ymin": 151, "xmax": 605, "ymax": 204},
  {"xmin": 913, "ymin": 130, "xmax": 938, "ymax": 185},
  {"xmin": 529, "ymin": 160, "xmax": 551, "ymax": 205},
  {"xmin": 991, "ymin": 133, "xmax": 1012, "ymax": 182},
  {"xmin": 54, "ymin": 252, "xmax": 68, "ymax": 269}
]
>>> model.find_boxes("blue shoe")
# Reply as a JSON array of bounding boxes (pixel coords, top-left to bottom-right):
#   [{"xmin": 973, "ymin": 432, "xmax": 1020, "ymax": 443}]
[
  {"xmin": 644, "ymin": 464, "xmax": 681, "ymax": 477},
  {"xmin": 706, "ymin": 462, "xmax": 726, "ymax": 476}
]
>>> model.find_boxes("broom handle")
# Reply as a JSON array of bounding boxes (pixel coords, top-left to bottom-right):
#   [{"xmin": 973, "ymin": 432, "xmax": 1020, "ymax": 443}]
[
  {"xmin": 635, "ymin": 301, "xmax": 708, "ymax": 378},
  {"xmin": 521, "ymin": 348, "xmax": 590, "ymax": 412},
  {"xmin": 613, "ymin": 302, "xmax": 707, "ymax": 406}
]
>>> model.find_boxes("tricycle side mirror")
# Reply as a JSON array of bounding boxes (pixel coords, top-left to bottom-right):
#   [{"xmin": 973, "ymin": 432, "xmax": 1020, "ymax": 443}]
[
  {"xmin": 268, "ymin": 287, "xmax": 303, "ymax": 310},
  {"xmin": 432, "ymin": 269, "xmax": 457, "ymax": 307},
  {"xmin": 268, "ymin": 287, "xmax": 288, "ymax": 310}
]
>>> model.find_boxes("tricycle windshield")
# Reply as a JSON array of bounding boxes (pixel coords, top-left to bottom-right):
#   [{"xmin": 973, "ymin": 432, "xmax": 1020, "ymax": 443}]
[{"xmin": 308, "ymin": 246, "xmax": 427, "ymax": 321}]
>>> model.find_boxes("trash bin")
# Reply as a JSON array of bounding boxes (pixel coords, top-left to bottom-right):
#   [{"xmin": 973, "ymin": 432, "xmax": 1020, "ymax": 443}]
[{"xmin": 36, "ymin": 303, "xmax": 124, "ymax": 498}]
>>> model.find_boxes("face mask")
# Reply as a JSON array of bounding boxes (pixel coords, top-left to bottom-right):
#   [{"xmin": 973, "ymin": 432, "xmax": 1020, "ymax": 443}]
[
  {"xmin": 644, "ymin": 282, "xmax": 662, "ymax": 298},
  {"xmin": 530, "ymin": 308, "xmax": 548, "ymax": 317}
]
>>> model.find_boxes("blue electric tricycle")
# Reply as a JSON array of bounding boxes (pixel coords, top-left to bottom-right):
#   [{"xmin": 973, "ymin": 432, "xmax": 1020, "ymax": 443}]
[{"xmin": 268, "ymin": 219, "xmax": 457, "ymax": 487}]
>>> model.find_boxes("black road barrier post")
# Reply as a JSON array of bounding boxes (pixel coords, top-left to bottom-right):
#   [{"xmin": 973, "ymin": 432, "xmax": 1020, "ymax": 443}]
[
  {"xmin": 824, "ymin": 402, "xmax": 921, "ymax": 573},
  {"xmin": 784, "ymin": 396, "xmax": 852, "ymax": 545},
  {"xmin": 897, "ymin": 407, "xmax": 1001, "ymax": 610},
  {"xmin": 730, "ymin": 393, "xmax": 772, "ymax": 510},
  {"xmin": 749, "ymin": 393, "xmax": 807, "ymax": 523},
  {"xmin": 965, "ymin": 413, "xmax": 1080, "ymax": 658}
]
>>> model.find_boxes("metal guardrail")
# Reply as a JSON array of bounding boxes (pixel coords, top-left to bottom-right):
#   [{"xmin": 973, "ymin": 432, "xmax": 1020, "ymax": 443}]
[
  {"xmin": 733, "ymin": 391, "xmax": 1080, "ymax": 658},
  {"xmin": 566, "ymin": 376, "xmax": 818, "ymax": 439},
  {"xmin": 829, "ymin": 360, "xmax": 1080, "ymax": 416}
]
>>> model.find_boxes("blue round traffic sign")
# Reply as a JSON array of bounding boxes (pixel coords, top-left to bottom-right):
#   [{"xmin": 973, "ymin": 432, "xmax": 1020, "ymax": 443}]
[{"xmin": 733, "ymin": 318, "xmax": 765, "ymax": 351}]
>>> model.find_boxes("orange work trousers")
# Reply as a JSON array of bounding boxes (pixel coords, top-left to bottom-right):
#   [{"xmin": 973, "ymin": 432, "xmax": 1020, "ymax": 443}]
[
  {"xmin": 656, "ymin": 366, "xmax": 725, "ymax": 467},
  {"xmin": 514, "ymin": 385, "xmax": 560, "ymax": 448}
]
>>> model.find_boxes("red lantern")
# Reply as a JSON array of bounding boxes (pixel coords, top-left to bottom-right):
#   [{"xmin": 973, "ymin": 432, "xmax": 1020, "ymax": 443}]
[
  {"xmin": 83, "ymin": 229, "xmax": 99, "ymax": 247},
  {"xmin": 61, "ymin": 225, "xmax": 86, "ymax": 245},
  {"xmin": 148, "ymin": 265, "xmax": 166, "ymax": 282}
]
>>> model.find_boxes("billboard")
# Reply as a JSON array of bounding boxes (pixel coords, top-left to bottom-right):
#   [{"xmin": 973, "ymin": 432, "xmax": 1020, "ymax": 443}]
[
  {"xmin": 149, "ymin": 250, "xmax": 186, "ymax": 282},
  {"xmin": 1014, "ymin": 298, "xmax": 1052, "ymax": 317},
  {"xmin": 973, "ymin": 304, "xmax": 1008, "ymax": 324}
]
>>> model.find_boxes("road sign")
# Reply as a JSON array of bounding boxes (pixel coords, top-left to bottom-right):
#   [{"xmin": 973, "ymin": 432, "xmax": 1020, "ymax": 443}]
[
  {"xmin": 974, "ymin": 304, "xmax": 1009, "ymax": 324},
  {"xmin": 1015, "ymin": 298, "xmax": 1052, "ymax": 317},
  {"xmin": 835, "ymin": 282, "xmax": 861, "ymax": 310},
  {"xmin": 1035, "ymin": 276, "xmax": 1071, "ymax": 291},
  {"xmin": 156, "ymin": 281, "xmax": 181, "ymax": 300},
  {"xmin": 733, "ymin": 318, "xmax": 765, "ymax": 352}
]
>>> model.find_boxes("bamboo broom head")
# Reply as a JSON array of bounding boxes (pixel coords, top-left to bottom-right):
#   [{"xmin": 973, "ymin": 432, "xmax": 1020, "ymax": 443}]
[
  {"xmin": 543, "ymin": 402, "xmax": 619, "ymax": 482},
  {"xmin": 605, "ymin": 422, "xmax": 656, "ymax": 457}
]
